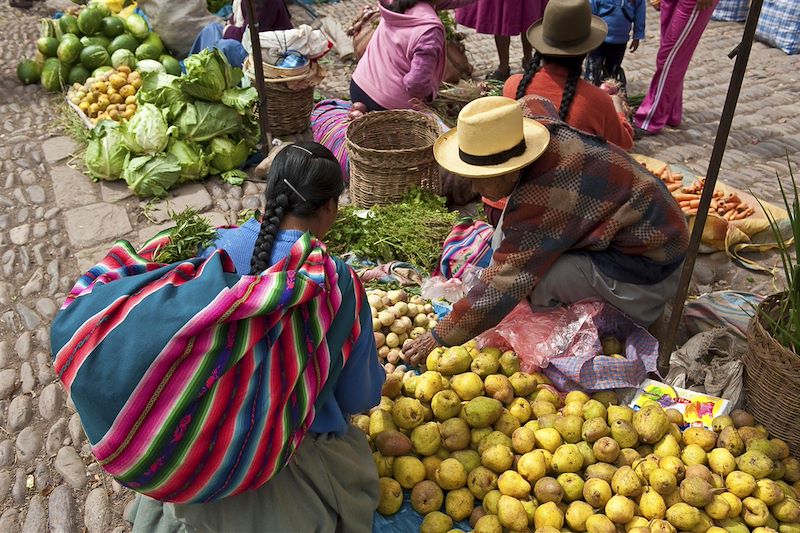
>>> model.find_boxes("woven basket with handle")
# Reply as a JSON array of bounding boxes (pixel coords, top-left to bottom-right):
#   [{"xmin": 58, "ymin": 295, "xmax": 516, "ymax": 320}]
[
  {"xmin": 346, "ymin": 111, "xmax": 441, "ymax": 208},
  {"xmin": 743, "ymin": 292, "xmax": 800, "ymax": 457},
  {"xmin": 243, "ymin": 57, "xmax": 315, "ymax": 136}
]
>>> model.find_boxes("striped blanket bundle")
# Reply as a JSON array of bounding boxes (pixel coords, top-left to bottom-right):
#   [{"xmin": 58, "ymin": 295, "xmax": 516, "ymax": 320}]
[{"xmin": 50, "ymin": 230, "xmax": 363, "ymax": 503}]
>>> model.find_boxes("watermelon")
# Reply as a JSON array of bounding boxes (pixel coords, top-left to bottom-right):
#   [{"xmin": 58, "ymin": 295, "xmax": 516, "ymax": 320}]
[
  {"xmin": 80, "ymin": 44, "xmax": 110, "ymax": 70},
  {"xmin": 108, "ymin": 33, "xmax": 139, "ymax": 54},
  {"xmin": 77, "ymin": 7, "xmax": 104, "ymax": 36},
  {"xmin": 135, "ymin": 43, "xmax": 160, "ymax": 61},
  {"xmin": 80, "ymin": 35, "xmax": 111, "ymax": 49},
  {"xmin": 57, "ymin": 35, "xmax": 83, "ymax": 64},
  {"xmin": 41, "ymin": 58, "xmax": 68, "ymax": 91},
  {"xmin": 67, "ymin": 65, "xmax": 91, "ymax": 85},
  {"xmin": 37, "ymin": 37, "xmax": 59, "ymax": 58},
  {"xmin": 111, "ymin": 49, "xmax": 137, "ymax": 69},
  {"xmin": 159, "ymin": 54, "xmax": 181, "ymax": 76},
  {"xmin": 17, "ymin": 59, "xmax": 41, "ymax": 85},
  {"xmin": 59, "ymin": 14, "xmax": 80, "ymax": 36},
  {"xmin": 101, "ymin": 16, "xmax": 126, "ymax": 39}
]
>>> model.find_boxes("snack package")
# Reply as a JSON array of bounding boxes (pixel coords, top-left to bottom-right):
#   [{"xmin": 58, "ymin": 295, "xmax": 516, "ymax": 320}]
[{"xmin": 629, "ymin": 378, "xmax": 731, "ymax": 429}]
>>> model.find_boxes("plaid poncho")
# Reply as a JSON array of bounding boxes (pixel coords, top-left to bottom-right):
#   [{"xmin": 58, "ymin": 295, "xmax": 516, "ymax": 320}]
[{"xmin": 51, "ymin": 231, "xmax": 364, "ymax": 503}]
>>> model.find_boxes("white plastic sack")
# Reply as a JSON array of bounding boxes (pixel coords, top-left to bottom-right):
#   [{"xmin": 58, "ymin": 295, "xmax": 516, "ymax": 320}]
[
  {"xmin": 138, "ymin": 0, "xmax": 221, "ymax": 59},
  {"xmin": 242, "ymin": 24, "xmax": 331, "ymax": 65}
]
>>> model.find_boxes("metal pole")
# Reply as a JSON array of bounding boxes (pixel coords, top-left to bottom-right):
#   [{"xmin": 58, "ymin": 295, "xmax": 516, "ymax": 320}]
[
  {"xmin": 243, "ymin": 0, "xmax": 274, "ymax": 154},
  {"xmin": 658, "ymin": 0, "xmax": 766, "ymax": 375}
]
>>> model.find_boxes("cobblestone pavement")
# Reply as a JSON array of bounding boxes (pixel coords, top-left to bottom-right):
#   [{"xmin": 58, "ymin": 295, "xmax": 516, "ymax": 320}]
[{"xmin": 0, "ymin": 0, "xmax": 797, "ymax": 530}]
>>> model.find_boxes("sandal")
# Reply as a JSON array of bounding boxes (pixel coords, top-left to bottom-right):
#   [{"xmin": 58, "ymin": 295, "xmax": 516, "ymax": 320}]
[
  {"xmin": 9, "ymin": 0, "xmax": 34, "ymax": 7},
  {"xmin": 486, "ymin": 67, "xmax": 511, "ymax": 82}
]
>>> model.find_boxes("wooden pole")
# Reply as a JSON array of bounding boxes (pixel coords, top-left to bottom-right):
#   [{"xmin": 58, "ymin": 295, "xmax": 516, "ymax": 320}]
[
  {"xmin": 657, "ymin": 0, "xmax": 766, "ymax": 375},
  {"xmin": 243, "ymin": 0, "xmax": 274, "ymax": 154}
]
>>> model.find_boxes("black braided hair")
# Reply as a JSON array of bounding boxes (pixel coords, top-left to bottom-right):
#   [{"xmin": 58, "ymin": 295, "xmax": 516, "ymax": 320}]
[
  {"xmin": 515, "ymin": 53, "xmax": 587, "ymax": 121},
  {"xmin": 249, "ymin": 142, "xmax": 344, "ymax": 275},
  {"xmin": 383, "ymin": 0, "xmax": 425, "ymax": 13}
]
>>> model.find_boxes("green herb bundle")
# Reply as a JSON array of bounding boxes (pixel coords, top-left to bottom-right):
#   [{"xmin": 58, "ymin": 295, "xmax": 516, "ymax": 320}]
[
  {"xmin": 326, "ymin": 188, "xmax": 458, "ymax": 272},
  {"xmin": 153, "ymin": 207, "xmax": 218, "ymax": 264}
]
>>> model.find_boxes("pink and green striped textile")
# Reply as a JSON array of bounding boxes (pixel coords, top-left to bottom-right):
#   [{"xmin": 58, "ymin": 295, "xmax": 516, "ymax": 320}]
[{"xmin": 51, "ymin": 230, "xmax": 363, "ymax": 503}]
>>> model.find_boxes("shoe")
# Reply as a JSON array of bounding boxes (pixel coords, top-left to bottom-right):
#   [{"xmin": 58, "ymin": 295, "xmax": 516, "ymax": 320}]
[
  {"xmin": 486, "ymin": 67, "xmax": 511, "ymax": 82},
  {"xmin": 633, "ymin": 126, "xmax": 656, "ymax": 140}
]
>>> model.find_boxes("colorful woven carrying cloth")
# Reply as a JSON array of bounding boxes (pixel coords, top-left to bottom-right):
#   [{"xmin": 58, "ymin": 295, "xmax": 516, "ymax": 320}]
[
  {"xmin": 311, "ymin": 99, "xmax": 352, "ymax": 182},
  {"xmin": 434, "ymin": 218, "xmax": 495, "ymax": 280},
  {"xmin": 50, "ymin": 230, "xmax": 364, "ymax": 504}
]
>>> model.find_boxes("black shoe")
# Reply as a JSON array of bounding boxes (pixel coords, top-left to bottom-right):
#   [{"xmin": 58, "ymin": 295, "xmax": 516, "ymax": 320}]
[
  {"xmin": 486, "ymin": 67, "xmax": 511, "ymax": 82},
  {"xmin": 633, "ymin": 126, "xmax": 655, "ymax": 140}
]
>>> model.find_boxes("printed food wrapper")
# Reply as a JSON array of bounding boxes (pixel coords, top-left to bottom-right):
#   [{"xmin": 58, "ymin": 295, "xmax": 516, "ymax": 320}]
[{"xmin": 629, "ymin": 378, "xmax": 731, "ymax": 429}]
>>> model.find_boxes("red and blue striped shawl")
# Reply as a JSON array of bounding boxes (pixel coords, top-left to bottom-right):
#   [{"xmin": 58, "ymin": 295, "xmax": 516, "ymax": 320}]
[{"xmin": 50, "ymin": 230, "xmax": 364, "ymax": 503}]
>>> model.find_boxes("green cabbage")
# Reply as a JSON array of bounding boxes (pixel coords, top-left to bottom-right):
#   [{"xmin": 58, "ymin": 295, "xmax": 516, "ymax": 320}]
[
  {"xmin": 179, "ymin": 49, "xmax": 243, "ymax": 102},
  {"xmin": 173, "ymin": 102, "xmax": 242, "ymax": 143},
  {"xmin": 221, "ymin": 169, "xmax": 248, "ymax": 186},
  {"xmin": 123, "ymin": 153, "xmax": 182, "ymax": 197},
  {"xmin": 137, "ymin": 71, "xmax": 189, "ymax": 120},
  {"xmin": 168, "ymin": 139, "xmax": 210, "ymax": 183},
  {"xmin": 122, "ymin": 103, "xmax": 171, "ymax": 155},
  {"xmin": 84, "ymin": 121, "xmax": 129, "ymax": 181},
  {"xmin": 124, "ymin": 13, "xmax": 149, "ymax": 40},
  {"xmin": 221, "ymin": 87, "xmax": 258, "ymax": 114},
  {"xmin": 208, "ymin": 136, "xmax": 251, "ymax": 173}
]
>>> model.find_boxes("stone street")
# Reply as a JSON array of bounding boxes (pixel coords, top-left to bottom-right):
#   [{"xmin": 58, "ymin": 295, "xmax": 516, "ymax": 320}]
[{"xmin": 0, "ymin": 0, "xmax": 798, "ymax": 530}]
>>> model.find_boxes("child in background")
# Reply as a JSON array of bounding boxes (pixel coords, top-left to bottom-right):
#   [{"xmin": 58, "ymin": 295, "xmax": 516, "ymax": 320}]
[{"xmin": 585, "ymin": 0, "xmax": 646, "ymax": 86}]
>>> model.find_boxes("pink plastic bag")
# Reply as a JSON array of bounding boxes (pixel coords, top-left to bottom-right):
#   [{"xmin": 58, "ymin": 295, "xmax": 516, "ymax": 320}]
[{"xmin": 476, "ymin": 299, "xmax": 659, "ymax": 391}]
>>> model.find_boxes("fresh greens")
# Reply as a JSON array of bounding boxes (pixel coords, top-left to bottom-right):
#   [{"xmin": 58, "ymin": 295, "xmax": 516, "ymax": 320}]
[
  {"xmin": 168, "ymin": 138, "xmax": 210, "ymax": 183},
  {"xmin": 122, "ymin": 103, "xmax": 170, "ymax": 154},
  {"xmin": 153, "ymin": 207, "xmax": 218, "ymax": 264},
  {"xmin": 325, "ymin": 188, "xmax": 459, "ymax": 272},
  {"xmin": 174, "ymin": 101, "xmax": 242, "ymax": 142},
  {"xmin": 179, "ymin": 48, "xmax": 242, "ymax": 102},
  {"xmin": 221, "ymin": 87, "xmax": 258, "ymax": 114},
  {"xmin": 137, "ymin": 72, "xmax": 188, "ymax": 119},
  {"xmin": 123, "ymin": 153, "xmax": 181, "ymax": 198},
  {"xmin": 84, "ymin": 121, "xmax": 129, "ymax": 180},
  {"xmin": 209, "ymin": 136, "xmax": 250, "ymax": 173}
]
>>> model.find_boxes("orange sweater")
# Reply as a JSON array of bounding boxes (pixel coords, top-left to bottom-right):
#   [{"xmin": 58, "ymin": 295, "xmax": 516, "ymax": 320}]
[{"xmin": 484, "ymin": 64, "xmax": 634, "ymax": 211}]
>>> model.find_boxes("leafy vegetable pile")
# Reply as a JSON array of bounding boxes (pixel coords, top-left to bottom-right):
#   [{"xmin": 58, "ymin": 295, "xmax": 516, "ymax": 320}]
[
  {"xmin": 152, "ymin": 207, "xmax": 218, "ymax": 264},
  {"xmin": 84, "ymin": 48, "xmax": 259, "ymax": 197},
  {"xmin": 325, "ymin": 189, "xmax": 459, "ymax": 272}
]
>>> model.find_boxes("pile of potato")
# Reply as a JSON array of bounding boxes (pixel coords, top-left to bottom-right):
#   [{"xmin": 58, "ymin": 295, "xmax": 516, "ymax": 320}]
[
  {"xmin": 354, "ymin": 340, "xmax": 800, "ymax": 533},
  {"xmin": 368, "ymin": 289, "xmax": 437, "ymax": 373},
  {"xmin": 68, "ymin": 66, "xmax": 140, "ymax": 124}
]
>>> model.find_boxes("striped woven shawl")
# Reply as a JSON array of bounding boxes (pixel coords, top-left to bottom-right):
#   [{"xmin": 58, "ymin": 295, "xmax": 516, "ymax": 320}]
[{"xmin": 51, "ymin": 230, "xmax": 363, "ymax": 503}]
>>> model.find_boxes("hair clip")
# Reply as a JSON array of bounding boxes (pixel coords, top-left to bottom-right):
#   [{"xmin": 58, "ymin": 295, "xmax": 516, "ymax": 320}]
[
  {"xmin": 283, "ymin": 179, "xmax": 308, "ymax": 203},
  {"xmin": 290, "ymin": 144, "xmax": 313, "ymax": 156}
]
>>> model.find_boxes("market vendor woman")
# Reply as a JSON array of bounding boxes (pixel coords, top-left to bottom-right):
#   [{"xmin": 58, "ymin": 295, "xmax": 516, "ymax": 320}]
[{"xmin": 407, "ymin": 95, "xmax": 690, "ymax": 362}]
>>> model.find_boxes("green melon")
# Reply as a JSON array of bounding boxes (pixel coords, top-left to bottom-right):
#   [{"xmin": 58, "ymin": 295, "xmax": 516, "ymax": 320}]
[
  {"xmin": 135, "ymin": 43, "xmax": 160, "ymax": 61},
  {"xmin": 57, "ymin": 35, "xmax": 83, "ymax": 64},
  {"xmin": 17, "ymin": 59, "xmax": 42, "ymax": 85},
  {"xmin": 80, "ymin": 44, "xmax": 110, "ymax": 70},
  {"xmin": 41, "ymin": 58, "xmax": 69, "ymax": 92},
  {"xmin": 77, "ymin": 7, "xmax": 104, "ymax": 36},
  {"xmin": 58, "ymin": 14, "xmax": 80, "ymax": 36},
  {"xmin": 67, "ymin": 64, "xmax": 91, "ymax": 85},
  {"xmin": 37, "ymin": 37, "xmax": 59, "ymax": 58},
  {"xmin": 159, "ymin": 54, "xmax": 181, "ymax": 76},
  {"xmin": 101, "ymin": 16, "xmax": 126, "ymax": 39},
  {"xmin": 108, "ymin": 33, "xmax": 139, "ymax": 54}
]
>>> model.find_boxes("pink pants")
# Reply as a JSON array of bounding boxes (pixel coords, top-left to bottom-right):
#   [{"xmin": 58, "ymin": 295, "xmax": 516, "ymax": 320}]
[{"xmin": 633, "ymin": 0, "xmax": 718, "ymax": 133}]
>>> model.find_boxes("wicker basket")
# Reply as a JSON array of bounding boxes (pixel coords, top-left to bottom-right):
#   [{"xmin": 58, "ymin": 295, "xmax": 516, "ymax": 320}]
[
  {"xmin": 243, "ymin": 56, "xmax": 315, "ymax": 136},
  {"xmin": 262, "ymin": 60, "xmax": 311, "ymax": 79},
  {"xmin": 346, "ymin": 111, "xmax": 441, "ymax": 207},
  {"xmin": 743, "ymin": 293, "xmax": 800, "ymax": 457}
]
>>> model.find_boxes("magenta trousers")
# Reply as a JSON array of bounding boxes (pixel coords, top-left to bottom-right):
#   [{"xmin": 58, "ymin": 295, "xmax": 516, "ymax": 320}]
[{"xmin": 633, "ymin": 0, "xmax": 719, "ymax": 133}]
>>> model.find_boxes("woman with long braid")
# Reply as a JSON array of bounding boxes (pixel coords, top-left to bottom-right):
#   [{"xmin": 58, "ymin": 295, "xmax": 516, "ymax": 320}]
[
  {"xmin": 52, "ymin": 142, "xmax": 385, "ymax": 532},
  {"xmin": 482, "ymin": 0, "xmax": 634, "ymax": 226}
]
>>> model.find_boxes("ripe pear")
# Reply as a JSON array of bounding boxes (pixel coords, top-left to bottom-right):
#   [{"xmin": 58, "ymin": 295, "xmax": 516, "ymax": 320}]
[
  {"xmin": 430, "ymin": 390, "xmax": 461, "ymax": 422},
  {"xmin": 658, "ymin": 455, "xmax": 686, "ymax": 481},
  {"xmin": 481, "ymin": 444, "xmax": 513, "ymax": 474},
  {"xmin": 498, "ymin": 495, "xmax": 529, "ymax": 530},
  {"xmin": 412, "ymin": 422, "xmax": 442, "ymax": 456},
  {"xmin": 470, "ymin": 353, "xmax": 500, "ymax": 378},
  {"xmin": 584, "ymin": 462, "xmax": 618, "ymax": 484},
  {"xmin": 470, "ymin": 427, "xmax": 492, "ymax": 450},
  {"xmin": 726, "ymin": 470, "xmax": 757, "ymax": 498},
  {"xmin": 615, "ymin": 447, "xmax": 642, "ymax": 467},
  {"xmin": 633, "ymin": 403, "xmax": 670, "ymax": 444},
  {"xmin": 472, "ymin": 514, "xmax": 502, "ymax": 533},
  {"xmin": 463, "ymin": 396, "xmax": 503, "ymax": 428},
  {"xmin": 557, "ymin": 472, "xmax": 584, "ymax": 502},
  {"xmin": 449, "ymin": 372, "xmax": 484, "ymax": 401},
  {"xmin": 583, "ymin": 477, "xmax": 613, "ymax": 508},
  {"xmin": 611, "ymin": 466, "xmax": 643, "ymax": 498},
  {"xmin": 683, "ymin": 427, "xmax": 718, "ymax": 451},
  {"xmin": 720, "ymin": 491, "xmax": 742, "ymax": 517},
  {"xmin": 482, "ymin": 489, "xmax": 501, "ymax": 514},
  {"xmin": 466, "ymin": 465, "xmax": 498, "ymax": 499},
  {"xmin": 394, "ymin": 456, "xmax": 426, "ymax": 489},
  {"xmin": 582, "ymin": 417, "xmax": 611, "ymax": 443},
  {"xmin": 607, "ymin": 404, "xmax": 634, "ymax": 424},
  {"xmin": 497, "ymin": 470, "xmax": 531, "ymax": 499},
  {"xmin": 610, "ymin": 419, "xmax": 639, "ymax": 449},
  {"xmin": 444, "ymin": 487, "xmax": 474, "ymax": 522},
  {"xmin": 748, "ymin": 437, "xmax": 786, "ymax": 461},
  {"xmin": 565, "ymin": 500, "xmax": 594, "ymax": 531},
  {"xmin": 593, "ymin": 436, "xmax": 621, "ymax": 463},
  {"xmin": 495, "ymin": 412, "xmax": 522, "ymax": 438},
  {"xmin": 435, "ymin": 458, "xmax": 467, "ymax": 490},
  {"xmin": 402, "ymin": 375, "xmax": 418, "ymax": 397},
  {"xmin": 534, "ymin": 501, "xmax": 564, "ymax": 530},
  {"xmin": 352, "ymin": 413, "xmax": 370, "ymax": 434},
  {"xmin": 423, "ymin": 455, "xmax": 443, "ymax": 480},
  {"xmin": 369, "ymin": 409, "xmax": 397, "ymax": 440},
  {"xmin": 478, "ymin": 431, "xmax": 512, "ymax": 455},
  {"xmin": 411, "ymin": 480, "xmax": 444, "ymax": 515},
  {"xmin": 437, "ymin": 346, "xmax": 472, "ymax": 375},
  {"xmin": 705, "ymin": 494, "xmax": 732, "ymax": 520},
  {"xmin": 753, "ymin": 478, "xmax": 785, "ymax": 505},
  {"xmin": 640, "ymin": 487, "xmax": 667, "ymax": 520},
  {"xmin": 585, "ymin": 513, "xmax": 617, "ymax": 533},
  {"xmin": 551, "ymin": 443, "xmax": 584, "ymax": 474},
  {"xmin": 653, "ymin": 434, "xmax": 681, "ymax": 458},
  {"xmin": 712, "ymin": 415, "xmax": 735, "ymax": 432},
  {"xmin": 605, "ymin": 494, "xmax": 635, "ymax": 524},
  {"xmin": 554, "ymin": 415, "xmax": 583, "ymax": 444},
  {"xmin": 375, "ymin": 430, "xmax": 413, "ymax": 457},
  {"xmin": 649, "ymin": 467, "xmax": 678, "ymax": 495},
  {"xmin": 508, "ymin": 371, "xmax": 537, "ymax": 396},
  {"xmin": 416, "ymin": 371, "xmax": 445, "ymax": 402},
  {"xmin": 511, "ymin": 427, "xmax": 536, "ymax": 454},
  {"xmin": 517, "ymin": 450, "xmax": 547, "ymax": 484},
  {"xmin": 738, "ymin": 450, "xmax": 775, "ymax": 479},
  {"xmin": 743, "ymin": 496, "xmax": 770, "ymax": 527},
  {"xmin": 534, "ymin": 476, "xmax": 564, "ymax": 504},
  {"xmin": 681, "ymin": 444, "xmax": 708, "ymax": 466},
  {"xmin": 731, "ymin": 408, "xmax": 756, "ymax": 427},
  {"xmin": 508, "ymin": 397, "xmax": 532, "ymax": 424},
  {"xmin": 377, "ymin": 477, "xmax": 404, "ymax": 515},
  {"xmin": 533, "ymin": 427, "xmax": 562, "ymax": 453},
  {"xmin": 498, "ymin": 351, "xmax": 520, "ymax": 376},
  {"xmin": 739, "ymin": 425, "xmax": 769, "ymax": 444},
  {"xmin": 771, "ymin": 497, "xmax": 800, "ymax": 522},
  {"xmin": 577, "ymin": 440, "xmax": 597, "ymax": 467},
  {"xmin": 680, "ymin": 476, "xmax": 715, "ymax": 507},
  {"xmin": 565, "ymin": 390, "xmax": 591, "ymax": 405},
  {"xmin": 439, "ymin": 418, "xmax": 470, "ymax": 451},
  {"xmin": 373, "ymin": 452, "xmax": 395, "ymax": 477},
  {"xmin": 483, "ymin": 374, "xmax": 514, "ymax": 405},
  {"xmin": 583, "ymin": 399, "xmax": 608, "ymax": 420},
  {"xmin": 420, "ymin": 511, "xmax": 454, "ymax": 533},
  {"xmin": 665, "ymin": 502, "xmax": 701, "ymax": 531},
  {"xmin": 532, "ymin": 400, "xmax": 558, "ymax": 417},
  {"xmin": 532, "ymin": 386, "xmax": 562, "ymax": 407},
  {"xmin": 537, "ymin": 413, "xmax": 558, "ymax": 428},
  {"xmin": 450, "ymin": 449, "xmax": 480, "ymax": 473},
  {"xmin": 392, "ymin": 397, "xmax": 426, "ymax": 430},
  {"xmin": 708, "ymin": 447, "xmax": 737, "ymax": 476},
  {"xmin": 592, "ymin": 390, "xmax": 619, "ymax": 406}
]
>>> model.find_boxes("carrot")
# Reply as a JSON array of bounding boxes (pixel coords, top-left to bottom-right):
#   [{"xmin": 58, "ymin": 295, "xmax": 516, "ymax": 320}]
[
  {"xmin": 689, "ymin": 199, "xmax": 701, "ymax": 208},
  {"xmin": 685, "ymin": 208, "xmax": 698, "ymax": 215},
  {"xmin": 674, "ymin": 193, "xmax": 699, "ymax": 202},
  {"xmin": 667, "ymin": 183, "xmax": 682, "ymax": 192}
]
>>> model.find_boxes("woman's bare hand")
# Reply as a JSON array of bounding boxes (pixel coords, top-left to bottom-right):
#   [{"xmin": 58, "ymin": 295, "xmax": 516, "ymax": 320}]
[{"xmin": 404, "ymin": 332, "xmax": 440, "ymax": 366}]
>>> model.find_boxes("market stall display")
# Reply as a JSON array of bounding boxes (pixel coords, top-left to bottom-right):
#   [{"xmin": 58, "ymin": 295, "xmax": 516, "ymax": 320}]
[
  {"xmin": 67, "ymin": 65, "xmax": 140, "ymax": 125},
  {"xmin": 359, "ymin": 340, "xmax": 800, "ymax": 531}
]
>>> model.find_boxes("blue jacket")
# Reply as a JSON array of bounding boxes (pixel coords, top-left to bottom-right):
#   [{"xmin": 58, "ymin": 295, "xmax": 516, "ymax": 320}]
[{"xmin": 591, "ymin": 0, "xmax": 646, "ymax": 44}]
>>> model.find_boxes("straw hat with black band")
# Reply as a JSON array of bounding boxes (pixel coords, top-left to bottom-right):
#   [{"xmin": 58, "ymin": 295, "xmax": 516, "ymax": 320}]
[
  {"xmin": 434, "ymin": 97, "xmax": 551, "ymax": 179},
  {"xmin": 526, "ymin": 0, "xmax": 608, "ymax": 57}
]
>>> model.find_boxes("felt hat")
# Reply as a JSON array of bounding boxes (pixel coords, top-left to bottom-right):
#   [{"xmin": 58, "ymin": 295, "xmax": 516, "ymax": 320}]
[
  {"xmin": 433, "ymin": 96, "xmax": 550, "ymax": 179},
  {"xmin": 527, "ymin": 0, "xmax": 608, "ymax": 57}
]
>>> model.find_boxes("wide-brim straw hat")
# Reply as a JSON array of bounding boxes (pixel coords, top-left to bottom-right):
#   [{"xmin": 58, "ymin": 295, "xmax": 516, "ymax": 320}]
[
  {"xmin": 527, "ymin": 0, "xmax": 608, "ymax": 57},
  {"xmin": 433, "ymin": 96, "xmax": 550, "ymax": 179}
]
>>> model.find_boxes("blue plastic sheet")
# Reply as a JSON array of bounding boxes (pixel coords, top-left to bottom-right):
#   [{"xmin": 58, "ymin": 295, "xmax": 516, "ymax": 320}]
[{"xmin": 372, "ymin": 491, "xmax": 470, "ymax": 533}]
